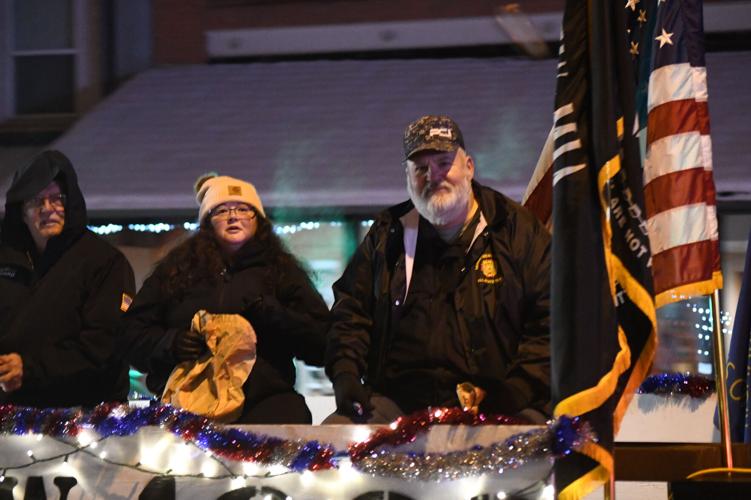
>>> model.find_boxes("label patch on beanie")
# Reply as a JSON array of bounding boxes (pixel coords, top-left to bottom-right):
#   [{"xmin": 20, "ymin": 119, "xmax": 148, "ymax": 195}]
[
  {"xmin": 121, "ymin": 293, "xmax": 133, "ymax": 312},
  {"xmin": 228, "ymin": 185, "xmax": 242, "ymax": 196}
]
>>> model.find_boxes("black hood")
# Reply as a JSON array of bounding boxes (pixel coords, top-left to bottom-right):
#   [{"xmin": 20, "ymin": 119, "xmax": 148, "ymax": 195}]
[{"xmin": 1, "ymin": 150, "xmax": 88, "ymax": 269}]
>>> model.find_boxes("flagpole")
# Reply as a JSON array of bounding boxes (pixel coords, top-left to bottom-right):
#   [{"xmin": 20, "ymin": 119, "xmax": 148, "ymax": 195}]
[
  {"xmin": 604, "ymin": 473, "xmax": 615, "ymax": 500},
  {"xmin": 710, "ymin": 289, "xmax": 734, "ymax": 469}
]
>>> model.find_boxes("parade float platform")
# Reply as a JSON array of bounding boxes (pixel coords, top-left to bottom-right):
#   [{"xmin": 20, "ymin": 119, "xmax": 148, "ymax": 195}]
[
  {"xmin": 0, "ymin": 422, "xmax": 551, "ymax": 500},
  {"xmin": 0, "ymin": 392, "xmax": 733, "ymax": 500}
]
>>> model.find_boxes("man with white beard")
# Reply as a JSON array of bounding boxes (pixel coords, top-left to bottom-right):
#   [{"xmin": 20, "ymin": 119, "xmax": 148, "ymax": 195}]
[{"xmin": 324, "ymin": 115, "xmax": 551, "ymax": 424}]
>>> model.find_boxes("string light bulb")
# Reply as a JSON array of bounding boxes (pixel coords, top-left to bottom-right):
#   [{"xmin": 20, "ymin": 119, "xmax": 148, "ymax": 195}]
[
  {"xmin": 242, "ymin": 462, "xmax": 259, "ymax": 476},
  {"xmin": 541, "ymin": 485, "xmax": 555, "ymax": 500},
  {"xmin": 299, "ymin": 470, "xmax": 314, "ymax": 487}
]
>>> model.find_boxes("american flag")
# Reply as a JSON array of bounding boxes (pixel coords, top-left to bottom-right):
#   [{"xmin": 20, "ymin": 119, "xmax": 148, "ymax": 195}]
[
  {"xmin": 524, "ymin": 0, "xmax": 723, "ymax": 307},
  {"xmin": 632, "ymin": 0, "xmax": 723, "ymax": 306}
]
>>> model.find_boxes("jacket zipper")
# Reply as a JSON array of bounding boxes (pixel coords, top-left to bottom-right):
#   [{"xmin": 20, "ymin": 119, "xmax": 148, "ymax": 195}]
[{"xmin": 218, "ymin": 267, "xmax": 228, "ymax": 309}]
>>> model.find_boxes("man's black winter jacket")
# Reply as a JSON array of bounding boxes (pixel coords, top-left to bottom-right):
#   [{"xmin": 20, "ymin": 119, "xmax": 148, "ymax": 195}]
[{"xmin": 326, "ymin": 181, "xmax": 552, "ymax": 416}]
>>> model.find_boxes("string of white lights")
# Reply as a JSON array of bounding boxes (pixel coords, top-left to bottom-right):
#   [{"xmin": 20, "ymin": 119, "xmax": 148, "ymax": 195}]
[
  {"xmin": 0, "ymin": 434, "xmax": 292, "ymax": 483},
  {"xmin": 87, "ymin": 220, "xmax": 356, "ymax": 235}
]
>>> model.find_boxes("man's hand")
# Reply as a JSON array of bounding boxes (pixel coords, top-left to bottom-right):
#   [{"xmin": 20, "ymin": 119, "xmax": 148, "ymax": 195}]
[
  {"xmin": 171, "ymin": 329, "xmax": 208, "ymax": 362},
  {"xmin": 0, "ymin": 353, "xmax": 23, "ymax": 393},
  {"xmin": 332, "ymin": 373, "xmax": 374, "ymax": 418}
]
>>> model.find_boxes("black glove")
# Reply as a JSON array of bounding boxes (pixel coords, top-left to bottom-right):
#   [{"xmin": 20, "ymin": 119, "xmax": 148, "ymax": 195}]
[
  {"xmin": 245, "ymin": 294, "xmax": 285, "ymax": 329},
  {"xmin": 171, "ymin": 329, "xmax": 207, "ymax": 362},
  {"xmin": 332, "ymin": 373, "xmax": 374, "ymax": 418}
]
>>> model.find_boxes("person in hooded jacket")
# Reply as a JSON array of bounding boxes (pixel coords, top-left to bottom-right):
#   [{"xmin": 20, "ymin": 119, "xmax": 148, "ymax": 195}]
[
  {"xmin": 120, "ymin": 174, "xmax": 329, "ymax": 424},
  {"xmin": 0, "ymin": 150, "xmax": 136, "ymax": 408}
]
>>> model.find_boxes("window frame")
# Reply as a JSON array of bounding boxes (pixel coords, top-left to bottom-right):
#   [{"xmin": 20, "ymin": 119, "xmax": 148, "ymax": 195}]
[{"xmin": 3, "ymin": 0, "xmax": 88, "ymax": 119}]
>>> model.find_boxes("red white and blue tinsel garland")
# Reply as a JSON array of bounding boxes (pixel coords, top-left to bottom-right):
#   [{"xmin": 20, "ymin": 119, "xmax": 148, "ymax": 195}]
[
  {"xmin": 0, "ymin": 403, "xmax": 335, "ymax": 473},
  {"xmin": 637, "ymin": 372, "xmax": 715, "ymax": 399},
  {"xmin": 0, "ymin": 403, "xmax": 593, "ymax": 481},
  {"xmin": 348, "ymin": 407, "xmax": 591, "ymax": 480}
]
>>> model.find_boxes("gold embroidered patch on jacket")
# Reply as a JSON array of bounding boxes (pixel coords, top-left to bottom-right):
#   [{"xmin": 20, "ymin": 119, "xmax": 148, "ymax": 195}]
[{"xmin": 475, "ymin": 253, "xmax": 503, "ymax": 284}]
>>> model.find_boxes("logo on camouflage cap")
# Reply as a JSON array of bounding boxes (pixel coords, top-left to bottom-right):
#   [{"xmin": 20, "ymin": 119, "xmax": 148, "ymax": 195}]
[{"xmin": 403, "ymin": 115, "xmax": 465, "ymax": 160}]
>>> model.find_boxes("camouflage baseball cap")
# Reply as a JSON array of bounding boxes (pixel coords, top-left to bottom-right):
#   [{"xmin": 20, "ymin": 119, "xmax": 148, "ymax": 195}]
[{"xmin": 403, "ymin": 115, "xmax": 465, "ymax": 160}]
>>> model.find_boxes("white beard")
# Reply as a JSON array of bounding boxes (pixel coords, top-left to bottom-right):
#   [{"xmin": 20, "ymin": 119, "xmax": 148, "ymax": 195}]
[{"xmin": 407, "ymin": 171, "xmax": 472, "ymax": 227}]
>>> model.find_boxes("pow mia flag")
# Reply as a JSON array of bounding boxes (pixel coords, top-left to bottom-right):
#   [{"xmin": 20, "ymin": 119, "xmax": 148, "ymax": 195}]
[{"xmin": 549, "ymin": 0, "xmax": 657, "ymax": 498}]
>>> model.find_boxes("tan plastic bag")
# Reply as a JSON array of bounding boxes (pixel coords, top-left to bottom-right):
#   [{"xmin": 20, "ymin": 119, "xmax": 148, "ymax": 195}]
[{"xmin": 162, "ymin": 310, "xmax": 257, "ymax": 423}]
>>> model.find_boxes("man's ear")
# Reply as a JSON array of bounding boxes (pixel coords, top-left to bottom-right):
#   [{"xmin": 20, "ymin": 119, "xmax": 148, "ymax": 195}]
[{"xmin": 465, "ymin": 153, "xmax": 475, "ymax": 179}]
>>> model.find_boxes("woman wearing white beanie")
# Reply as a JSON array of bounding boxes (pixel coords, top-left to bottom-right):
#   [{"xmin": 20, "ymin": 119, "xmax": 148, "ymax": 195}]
[{"xmin": 121, "ymin": 174, "xmax": 329, "ymax": 424}]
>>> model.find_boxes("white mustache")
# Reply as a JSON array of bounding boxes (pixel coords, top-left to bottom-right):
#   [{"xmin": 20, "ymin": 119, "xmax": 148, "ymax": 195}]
[{"xmin": 422, "ymin": 181, "xmax": 451, "ymax": 198}]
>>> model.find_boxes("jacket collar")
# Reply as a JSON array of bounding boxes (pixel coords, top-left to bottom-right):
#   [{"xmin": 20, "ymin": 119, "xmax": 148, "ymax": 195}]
[
  {"xmin": 226, "ymin": 236, "xmax": 268, "ymax": 271},
  {"xmin": 471, "ymin": 180, "xmax": 509, "ymax": 231}
]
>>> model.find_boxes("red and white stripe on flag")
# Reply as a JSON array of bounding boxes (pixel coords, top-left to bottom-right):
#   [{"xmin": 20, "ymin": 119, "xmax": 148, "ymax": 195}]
[
  {"xmin": 644, "ymin": 61, "xmax": 723, "ymax": 307},
  {"xmin": 522, "ymin": 127, "xmax": 554, "ymax": 229}
]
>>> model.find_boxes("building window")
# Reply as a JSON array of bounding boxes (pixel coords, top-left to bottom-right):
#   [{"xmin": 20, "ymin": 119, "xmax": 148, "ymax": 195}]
[{"xmin": 10, "ymin": 0, "xmax": 76, "ymax": 115}]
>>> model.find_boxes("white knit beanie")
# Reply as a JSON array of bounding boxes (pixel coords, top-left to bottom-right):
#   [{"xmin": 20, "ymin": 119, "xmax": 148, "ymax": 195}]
[{"xmin": 195, "ymin": 174, "xmax": 265, "ymax": 222}]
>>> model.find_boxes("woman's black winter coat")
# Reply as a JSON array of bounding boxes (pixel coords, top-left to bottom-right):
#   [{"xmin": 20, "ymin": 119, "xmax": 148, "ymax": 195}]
[{"xmin": 120, "ymin": 237, "xmax": 330, "ymax": 411}]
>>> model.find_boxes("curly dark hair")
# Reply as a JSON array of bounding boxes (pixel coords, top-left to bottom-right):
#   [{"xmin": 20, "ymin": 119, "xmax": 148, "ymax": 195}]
[{"xmin": 154, "ymin": 213, "xmax": 308, "ymax": 300}]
